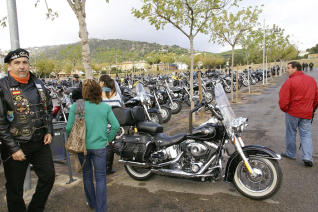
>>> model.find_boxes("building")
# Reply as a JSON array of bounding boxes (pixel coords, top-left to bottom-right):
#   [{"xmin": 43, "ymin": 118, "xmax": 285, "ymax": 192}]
[
  {"xmin": 308, "ymin": 54, "xmax": 318, "ymax": 59},
  {"xmin": 118, "ymin": 60, "xmax": 149, "ymax": 71},
  {"xmin": 175, "ymin": 62, "xmax": 188, "ymax": 70}
]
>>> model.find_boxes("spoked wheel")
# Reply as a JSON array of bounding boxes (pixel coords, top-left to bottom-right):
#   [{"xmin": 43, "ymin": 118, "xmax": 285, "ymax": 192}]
[
  {"xmin": 251, "ymin": 78, "xmax": 257, "ymax": 85},
  {"xmin": 223, "ymin": 84, "xmax": 231, "ymax": 93},
  {"xmin": 124, "ymin": 165, "xmax": 153, "ymax": 180},
  {"xmin": 183, "ymin": 94, "xmax": 191, "ymax": 106},
  {"xmin": 233, "ymin": 157, "xmax": 282, "ymax": 200},
  {"xmin": 242, "ymin": 80, "xmax": 249, "ymax": 87},
  {"xmin": 169, "ymin": 101, "xmax": 182, "ymax": 114},
  {"xmin": 149, "ymin": 113, "xmax": 163, "ymax": 124},
  {"xmin": 159, "ymin": 107, "xmax": 172, "ymax": 123}
]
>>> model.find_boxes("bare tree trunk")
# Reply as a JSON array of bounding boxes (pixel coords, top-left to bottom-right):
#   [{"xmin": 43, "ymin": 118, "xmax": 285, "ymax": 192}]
[
  {"xmin": 66, "ymin": 0, "xmax": 92, "ymax": 79},
  {"xmin": 231, "ymin": 45, "xmax": 235, "ymax": 102},
  {"xmin": 189, "ymin": 36, "xmax": 194, "ymax": 110}
]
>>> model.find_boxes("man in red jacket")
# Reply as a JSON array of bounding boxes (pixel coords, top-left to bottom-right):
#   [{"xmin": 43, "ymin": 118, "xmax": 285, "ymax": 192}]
[{"xmin": 279, "ymin": 61, "xmax": 318, "ymax": 167}]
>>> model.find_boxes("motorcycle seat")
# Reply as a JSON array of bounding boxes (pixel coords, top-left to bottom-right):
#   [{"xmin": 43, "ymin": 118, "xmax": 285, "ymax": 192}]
[
  {"xmin": 155, "ymin": 133, "xmax": 186, "ymax": 147},
  {"xmin": 137, "ymin": 121, "xmax": 163, "ymax": 134},
  {"xmin": 171, "ymin": 87, "xmax": 182, "ymax": 92}
]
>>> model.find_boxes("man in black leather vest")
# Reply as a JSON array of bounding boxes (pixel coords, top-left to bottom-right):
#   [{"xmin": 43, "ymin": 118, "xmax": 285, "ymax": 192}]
[{"xmin": 0, "ymin": 48, "xmax": 55, "ymax": 212}]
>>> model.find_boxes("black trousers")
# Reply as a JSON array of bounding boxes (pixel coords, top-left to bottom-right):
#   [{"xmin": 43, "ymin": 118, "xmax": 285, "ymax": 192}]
[
  {"xmin": 1, "ymin": 138, "xmax": 55, "ymax": 212},
  {"xmin": 106, "ymin": 145, "xmax": 114, "ymax": 171}
]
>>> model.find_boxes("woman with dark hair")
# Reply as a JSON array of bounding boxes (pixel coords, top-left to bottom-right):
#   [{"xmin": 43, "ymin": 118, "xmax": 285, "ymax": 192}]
[
  {"xmin": 99, "ymin": 74, "xmax": 123, "ymax": 107},
  {"xmin": 99, "ymin": 74, "xmax": 123, "ymax": 175},
  {"xmin": 66, "ymin": 79, "xmax": 119, "ymax": 212}
]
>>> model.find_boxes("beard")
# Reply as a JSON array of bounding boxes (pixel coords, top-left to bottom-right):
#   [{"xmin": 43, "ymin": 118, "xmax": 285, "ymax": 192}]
[{"xmin": 16, "ymin": 70, "xmax": 29, "ymax": 78}]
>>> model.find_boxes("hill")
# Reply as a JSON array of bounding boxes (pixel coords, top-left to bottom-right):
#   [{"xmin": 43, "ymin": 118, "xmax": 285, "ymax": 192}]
[{"xmin": 30, "ymin": 38, "xmax": 190, "ymax": 63}]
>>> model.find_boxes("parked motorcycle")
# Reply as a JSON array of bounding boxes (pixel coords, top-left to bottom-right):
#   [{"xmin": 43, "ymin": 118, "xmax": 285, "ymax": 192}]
[
  {"xmin": 125, "ymin": 83, "xmax": 163, "ymax": 124},
  {"xmin": 111, "ymin": 83, "xmax": 282, "ymax": 200},
  {"xmin": 52, "ymin": 88, "xmax": 72, "ymax": 122}
]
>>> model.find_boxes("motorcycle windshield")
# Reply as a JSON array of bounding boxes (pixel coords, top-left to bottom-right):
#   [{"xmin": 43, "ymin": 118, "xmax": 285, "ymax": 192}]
[
  {"xmin": 114, "ymin": 80, "xmax": 124, "ymax": 103},
  {"xmin": 136, "ymin": 83, "xmax": 146, "ymax": 100},
  {"xmin": 214, "ymin": 83, "xmax": 236, "ymax": 132}
]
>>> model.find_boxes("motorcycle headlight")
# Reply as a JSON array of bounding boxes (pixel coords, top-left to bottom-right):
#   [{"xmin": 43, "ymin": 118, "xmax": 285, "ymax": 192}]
[
  {"xmin": 232, "ymin": 117, "xmax": 248, "ymax": 133},
  {"xmin": 144, "ymin": 96, "xmax": 151, "ymax": 105},
  {"xmin": 158, "ymin": 93, "xmax": 163, "ymax": 100}
]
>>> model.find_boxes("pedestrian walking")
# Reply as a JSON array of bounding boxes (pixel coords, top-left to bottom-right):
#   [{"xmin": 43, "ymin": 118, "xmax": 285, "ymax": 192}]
[
  {"xmin": 72, "ymin": 74, "xmax": 82, "ymax": 88},
  {"xmin": 279, "ymin": 61, "xmax": 318, "ymax": 167},
  {"xmin": 0, "ymin": 48, "xmax": 55, "ymax": 212},
  {"xmin": 309, "ymin": 62, "xmax": 314, "ymax": 71},
  {"xmin": 66, "ymin": 79, "xmax": 119, "ymax": 212}
]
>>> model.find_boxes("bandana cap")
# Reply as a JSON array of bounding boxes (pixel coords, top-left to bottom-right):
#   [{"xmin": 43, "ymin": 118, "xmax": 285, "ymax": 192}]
[{"xmin": 4, "ymin": 48, "xmax": 29, "ymax": 63}]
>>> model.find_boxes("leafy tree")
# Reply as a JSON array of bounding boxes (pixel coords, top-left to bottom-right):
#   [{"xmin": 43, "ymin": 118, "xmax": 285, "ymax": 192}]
[
  {"xmin": 210, "ymin": 5, "xmax": 262, "ymax": 100},
  {"xmin": 95, "ymin": 48, "xmax": 123, "ymax": 65},
  {"xmin": 64, "ymin": 62, "xmax": 74, "ymax": 73},
  {"xmin": 133, "ymin": 0, "xmax": 234, "ymax": 109},
  {"xmin": 145, "ymin": 52, "xmax": 161, "ymax": 65},
  {"xmin": 0, "ymin": 63, "xmax": 8, "ymax": 73},
  {"xmin": 200, "ymin": 54, "xmax": 225, "ymax": 68},
  {"xmin": 240, "ymin": 28, "xmax": 263, "ymax": 65},
  {"xmin": 59, "ymin": 44, "xmax": 82, "ymax": 72},
  {"xmin": 306, "ymin": 44, "xmax": 318, "ymax": 54},
  {"xmin": 176, "ymin": 55, "xmax": 191, "ymax": 67},
  {"xmin": 282, "ymin": 45, "xmax": 298, "ymax": 60},
  {"xmin": 34, "ymin": 57, "xmax": 56, "ymax": 77}
]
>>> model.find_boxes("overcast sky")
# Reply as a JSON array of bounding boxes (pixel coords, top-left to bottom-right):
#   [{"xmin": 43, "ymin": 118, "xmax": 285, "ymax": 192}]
[{"xmin": 0, "ymin": 0, "xmax": 317, "ymax": 53}]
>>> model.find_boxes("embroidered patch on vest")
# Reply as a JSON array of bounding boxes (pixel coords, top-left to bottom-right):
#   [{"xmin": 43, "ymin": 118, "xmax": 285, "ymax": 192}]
[{"xmin": 12, "ymin": 90, "xmax": 21, "ymax": 95}]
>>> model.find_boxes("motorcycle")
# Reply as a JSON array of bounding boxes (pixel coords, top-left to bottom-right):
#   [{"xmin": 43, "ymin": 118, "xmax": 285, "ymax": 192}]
[
  {"xmin": 111, "ymin": 83, "xmax": 282, "ymax": 200},
  {"xmin": 52, "ymin": 87, "xmax": 72, "ymax": 122},
  {"xmin": 125, "ymin": 83, "xmax": 163, "ymax": 124},
  {"xmin": 148, "ymin": 84, "xmax": 172, "ymax": 123}
]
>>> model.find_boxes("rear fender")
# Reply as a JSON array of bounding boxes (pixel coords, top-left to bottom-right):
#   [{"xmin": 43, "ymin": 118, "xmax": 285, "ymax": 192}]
[{"xmin": 224, "ymin": 145, "xmax": 281, "ymax": 182}]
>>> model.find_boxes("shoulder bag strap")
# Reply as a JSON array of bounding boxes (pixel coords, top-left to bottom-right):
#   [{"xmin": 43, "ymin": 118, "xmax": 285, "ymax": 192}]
[{"xmin": 75, "ymin": 99, "xmax": 85, "ymax": 119}]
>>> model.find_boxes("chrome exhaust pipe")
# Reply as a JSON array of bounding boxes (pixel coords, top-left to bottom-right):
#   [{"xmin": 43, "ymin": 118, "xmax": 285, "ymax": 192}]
[
  {"xmin": 151, "ymin": 169, "xmax": 214, "ymax": 178},
  {"xmin": 118, "ymin": 160, "xmax": 150, "ymax": 168},
  {"xmin": 119, "ymin": 152, "xmax": 183, "ymax": 168},
  {"xmin": 153, "ymin": 152, "xmax": 183, "ymax": 168}
]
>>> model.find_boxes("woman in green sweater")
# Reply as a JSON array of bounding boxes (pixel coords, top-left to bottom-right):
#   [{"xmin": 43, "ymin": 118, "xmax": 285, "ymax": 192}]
[{"xmin": 66, "ymin": 79, "xmax": 119, "ymax": 212}]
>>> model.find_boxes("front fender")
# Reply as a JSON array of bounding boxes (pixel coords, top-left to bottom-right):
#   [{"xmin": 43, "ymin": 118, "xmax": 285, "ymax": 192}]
[
  {"xmin": 224, "ymin": 145, "xmax": 281, "ymax": 182},
  {"xmin": 148, "ymin": 108, "xmax": 160, "ymax": 114},
  {"xmin": 161, "ymin": 105, "xmax": 172, "ymax": 111}
]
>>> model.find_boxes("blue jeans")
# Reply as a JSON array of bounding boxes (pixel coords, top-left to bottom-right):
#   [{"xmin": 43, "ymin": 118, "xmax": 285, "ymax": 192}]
[
  {"xmin": 78, "ymin": 148, "xmax": 107, "ymax": 212},
  {"xmin": 285, "ymin": 113, "xmax": 313, "ymax": 162}
]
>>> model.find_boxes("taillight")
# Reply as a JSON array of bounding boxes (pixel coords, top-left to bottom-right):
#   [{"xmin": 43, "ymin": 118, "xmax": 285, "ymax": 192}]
[{"xmin": 53, "ymin": 106, "xmax": 61, "ymax": 116}]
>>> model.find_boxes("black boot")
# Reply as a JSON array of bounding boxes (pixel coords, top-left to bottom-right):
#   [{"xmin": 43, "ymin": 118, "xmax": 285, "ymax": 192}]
[{"xmin": 106, "ymin": 146, "xmax": 115, "ymax": 175}]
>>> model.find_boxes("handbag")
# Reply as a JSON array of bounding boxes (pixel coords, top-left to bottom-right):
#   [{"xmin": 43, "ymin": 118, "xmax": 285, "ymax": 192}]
[{"xmin": 65, "ymin": 99, "xmax": 87, "ymax": 155}]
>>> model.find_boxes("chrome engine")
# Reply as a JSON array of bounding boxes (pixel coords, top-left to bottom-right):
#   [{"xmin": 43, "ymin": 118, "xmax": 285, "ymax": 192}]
[
  {"xmin": 187, "ymin": 142, "xmax": 208, "ymax": 157},
  {"xmin": 150, "ymin": 145, "xmax": 180, "ymax": 163},
  {"xmin": 150, "ymin": 139, "xmax": 219, "ymax": 174},
  {"xmin": 181, "ymin": 140, "xmax": 218, "ymax": 173}
]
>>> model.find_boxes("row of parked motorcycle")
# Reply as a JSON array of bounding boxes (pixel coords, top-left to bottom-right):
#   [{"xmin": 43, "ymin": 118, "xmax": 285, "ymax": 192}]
[{"xmin": 46, "ymin": 67, "xmax": 277, "ymax": 125}]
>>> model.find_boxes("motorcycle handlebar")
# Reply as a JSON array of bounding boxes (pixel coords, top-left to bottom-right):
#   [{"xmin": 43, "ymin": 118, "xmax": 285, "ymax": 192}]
[
  {"xmin": 207, "ymin": 104, "xmax": 223, "ymax": 121},
  {"xmin": 190, "ymin": 102, "xmax": 204, "ymax": 113}
]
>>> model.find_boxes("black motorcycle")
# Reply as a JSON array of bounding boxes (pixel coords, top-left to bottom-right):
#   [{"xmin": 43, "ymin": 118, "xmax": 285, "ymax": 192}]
[
  {"xmin": 125, "ymin": 83, "xmax": 163, "ymax": 124},
  {"xmin": 110, "ymin": 83, "xmax": 282, "ymax": 200}
]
